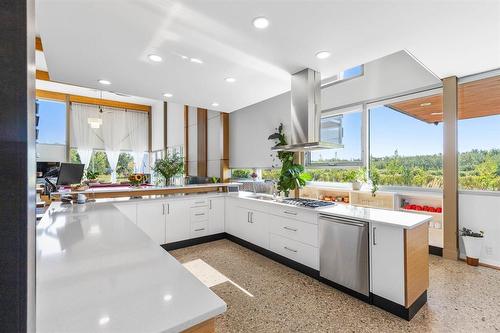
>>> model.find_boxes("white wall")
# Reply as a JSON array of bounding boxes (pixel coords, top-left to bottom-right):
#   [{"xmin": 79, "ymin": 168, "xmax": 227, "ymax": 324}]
[
  {"xmin": 36, "ymin": 144, "xmax": 66, "ymax": 162},
  {"xmin": 321, "ymin": 50, "xmax": 441, "ymax": 110},
  {"xmin": 151, "ymin": 101, "xmax": 164, "ymax": 151},
  {"xmin": 459, "ymin": 192, "xmax": 500, "ymax": 267},
  {"xmin": 207, "ymin": 110, "xmax": 221, "ymax": 178},
  {"xmin": 167, "ymin": 102, "xmax": 184, "ymax": 148},
  {"xmin": 230, "ymin": 92, "xmax": 291, "ymax": 169}
]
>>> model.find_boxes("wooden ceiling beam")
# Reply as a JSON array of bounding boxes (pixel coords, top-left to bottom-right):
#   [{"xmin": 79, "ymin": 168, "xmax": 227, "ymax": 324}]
[
  {"xmin": 35, "ymin": 89, "xmax": 151, "ymax": 113},
  {"xmin": 35, "ymin": 37, "xmax": 43, "ymax": 51},
  {"xmin": 36, "ymin": 70, "xmax": 50, "ymax": 81}
]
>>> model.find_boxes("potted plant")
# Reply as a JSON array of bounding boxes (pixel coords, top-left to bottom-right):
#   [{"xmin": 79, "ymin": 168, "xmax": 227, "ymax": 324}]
[
  {"xmin": 153, "ymin": 152, "xmax": 184, "ymax": 186},
  {"xmin": 460, "ymin": 227, "xmax": 485, "ymax": 266},
  {"xmin": 84, "ymin": 169, "xmax": 99, "ymax": 184},
  {"xmin": 349, "ymin": 167, "xmax": 367, "ymax": 191},
  {"xmin": 268, "ymin": 123, "xmax": 312, "ymax": 197}
]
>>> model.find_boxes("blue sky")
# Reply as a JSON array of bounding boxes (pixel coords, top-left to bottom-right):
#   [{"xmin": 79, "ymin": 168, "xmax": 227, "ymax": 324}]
[{"xmin": 37, "ymin": 100, "xmax": 66, "ymax": 145}]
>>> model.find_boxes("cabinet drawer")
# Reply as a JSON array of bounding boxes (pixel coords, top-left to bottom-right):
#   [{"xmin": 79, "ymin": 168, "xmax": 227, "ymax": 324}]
[
  {"xmin": 189, "ymin": 199, "xmax": 209, "ymax": 208},
  {"xmin": 190, "ymin": 221, "xmax": 209, "ymax": 238},
  {"xmin": 270, "ymin": 217, "xmax": 318, "ymax": 247},
  {"xmin": 269, "ymin": 234, "xmax": 319, "ymax": 269},
  {"xmin": 275, "ymin": 208, "xmax": 318, "ymax": 225},
  {"xmin": 190, "ymin": 207, "xmax": 209, "ymax": 222}
]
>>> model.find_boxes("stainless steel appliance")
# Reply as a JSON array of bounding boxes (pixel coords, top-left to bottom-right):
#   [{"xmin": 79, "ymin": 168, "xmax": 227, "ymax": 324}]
[
  {"xmin": 282, "ymin": 198, "xmax": 336, "ymax": 208},
  {"xmin": 319, "ymin": 214, "xmax": 369, "ymax": 296}
]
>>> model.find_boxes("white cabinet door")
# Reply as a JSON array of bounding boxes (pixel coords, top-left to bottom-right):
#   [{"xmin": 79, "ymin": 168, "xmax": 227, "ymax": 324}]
[
  {"xmin": 208, "ymin": 197, "xmax": 225, "ymax": 234},
  {"xmin": 165, "ymin": 200, "xmax": 190, "ymax": 243},
  {"xmin": 228, "ymin": 206, "xmax": 251, "ymax": 241},
  {"xmin": 247, "ymin": 210, "xmax": 270, "ymax": 250},
  {"xmin": 113, "ymin": 202, "xmax": 137, "ymax": 224},
  {"xmin": 370, "ymin": 223, "xmax": 405, "ymax": 305},
  {"xmin": 136, "ymin": 201, "xmax": 166, "ymax": 245}
]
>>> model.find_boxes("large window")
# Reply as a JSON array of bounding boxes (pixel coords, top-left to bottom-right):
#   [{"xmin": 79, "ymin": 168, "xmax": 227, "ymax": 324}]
[
  {"xmin": 369, "ymin": 94, "xmax": 443, "ymax": 189},
  {"xmin": 71, "ymin": 149, "xmax": 136, "ymax": 183},
  {"xmin": 305, "ymin": 106, "xmax": 364, "ymax": 183},
  {"xmin": 458, "ymin": 76, "xmax": 500, "ymax": 191},
  {"xmin": 36, "ymin": 99, "xmax": 66, "ymax": 145}
]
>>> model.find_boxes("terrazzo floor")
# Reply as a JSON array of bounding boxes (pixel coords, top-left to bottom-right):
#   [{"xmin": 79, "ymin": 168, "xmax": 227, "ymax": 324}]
[{"xmin": 170, "ymin": 239, "xmax": 500, "ymax": 333}]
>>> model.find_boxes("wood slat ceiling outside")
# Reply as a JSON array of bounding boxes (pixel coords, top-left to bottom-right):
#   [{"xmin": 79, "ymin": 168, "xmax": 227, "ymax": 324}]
[{"xmin": 388, "ymin": 75, "xmax": 500, "ymax": 123}]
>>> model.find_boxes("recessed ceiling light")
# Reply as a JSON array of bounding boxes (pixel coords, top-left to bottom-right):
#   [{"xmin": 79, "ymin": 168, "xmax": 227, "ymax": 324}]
[
  {"xmin": 163, "ymin": 93, "xmax": 173, "ymax": 98},
  {"xmin": 98, "ymin": 316, "xmax": 110, "ymax": 326},
  {"xmin": 225, "ymin": 77, "xmax": 236, "ymax": 83},
  {"xmin": 252, "ymin": 17, "xmax": 269, "ymax": 29},
  {"xmin": 148, "ymin": 54, "xmax": 162, "ymax": 62},
  {"xmin": 211, "ymin": 102, "xmax": 219, "ymax": 107},
  {"xmin": 430, "ymin": 112, "xmax": 443, "ymax": 115},
  {"xmin": 190, "ymin": 58, "xmax": 203, "ymax": 64},
  {"xmin": 181, "ymin": 55, "xmax": 189, "ymax": 60},
  {"xmin": 420, "ymin": 102, "xmax": 432, "ymax": 107},
  {"xmin": 98, "ymin": 79, "xmax": 111, "ymax": 85},
  {"xmin": 315, "ymin": 51, "xmax": 331, "ymax": 59}
]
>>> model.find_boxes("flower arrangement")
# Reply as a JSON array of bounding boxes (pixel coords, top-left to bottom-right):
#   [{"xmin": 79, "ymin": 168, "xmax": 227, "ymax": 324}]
[
  {"xmin": 153, "ymin": 152, "xmax": 184, "ymax": 186},
  {"xmin": 128, "ymin": 173, "xmax": 145, "ymax": 187}
]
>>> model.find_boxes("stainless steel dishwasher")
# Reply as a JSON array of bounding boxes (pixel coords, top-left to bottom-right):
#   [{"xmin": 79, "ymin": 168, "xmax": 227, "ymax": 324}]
[{"xmin": 319, "ymin": 214, "xmax": 369, "ymax": 296}]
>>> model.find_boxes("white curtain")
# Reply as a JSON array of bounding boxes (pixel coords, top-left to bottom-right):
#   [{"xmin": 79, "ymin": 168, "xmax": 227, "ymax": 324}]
[
  {"xmin": 101, "ymin": 108, "xmax": 128, "ymax": 182},
  {"xmin": 125, "ymin": 111, "xmax": 148, "ymax": 172},
  {"xmin": 71, "ymin": 103, "xmax": 101, "ymax": 169}
]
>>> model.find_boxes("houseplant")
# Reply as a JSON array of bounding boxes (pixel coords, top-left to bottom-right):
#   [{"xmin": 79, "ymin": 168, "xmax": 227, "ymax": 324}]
[
  {"xmin": 460, "ymin": 227, "xmax": 485, "ymax": 266},
  {"xmin": 128, "ymin": 173, "xmax": 145, "ymax": 187},
  {"xmin": 153, "ymin": 152, "xmax": 184, "ymax": 186},
  {"xmin": 268, "ymin": 123, "xmax": 312, "ymax": 197},
  {"xmin": 84, "ymin": 169, "xmax": 99, "ymax": 183}
]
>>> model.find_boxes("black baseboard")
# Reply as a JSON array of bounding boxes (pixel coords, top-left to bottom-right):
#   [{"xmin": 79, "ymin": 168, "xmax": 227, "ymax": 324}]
[
  {"xmin": 162, "ymin": 232, "xmax": 427, "ymax": 321},
  {"xmin": 161, "ymin": 233, "xmax": 226, "ymax": 251},
  {"xmin": 318, "ymin": 277, "xmax": 370, "ymax": 303},
  {"xmin": 429, "ymin": 245, "xmax": 443, "ymax": 257},
  {"xmin": 371, "ymin": 290, "xmax": 427, "ymax": 321},
  {"xmin": 225, "ymin": 234, "xmax": 320, "ymax": 279}
]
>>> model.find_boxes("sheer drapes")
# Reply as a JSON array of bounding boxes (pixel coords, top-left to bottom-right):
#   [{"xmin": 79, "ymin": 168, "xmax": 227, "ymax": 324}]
[
  {"xmin": 101, "ymin": 108, "xmax": 128, "ymax": 182},
  {"xmin": 71, "ymin": 103, "xmax": 149, "ymax": 182},
  {"xmin": 71, "ymin": 103, "xmax": 100, "ymax": 169},
  {"xmin": 126, "ymin": 111, "xmax": 148, "ymax": 172}
]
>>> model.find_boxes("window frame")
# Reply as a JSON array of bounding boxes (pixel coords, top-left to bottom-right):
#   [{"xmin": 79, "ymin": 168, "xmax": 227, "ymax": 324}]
[{"xmin": 305, "ymin": 104, "xmax": 367, "ymax": 169}]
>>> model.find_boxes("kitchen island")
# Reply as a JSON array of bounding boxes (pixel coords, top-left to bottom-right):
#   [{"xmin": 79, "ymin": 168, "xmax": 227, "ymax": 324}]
[{"xmin": 36, "ymin": 202, "xmax": 226, "ymax": 333}]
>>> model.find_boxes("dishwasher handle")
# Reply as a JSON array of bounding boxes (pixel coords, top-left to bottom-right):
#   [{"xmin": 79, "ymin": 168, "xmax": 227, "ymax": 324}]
[{"xmin": 319, "ymin": 215, "xmax": 367, "ymax": 228}]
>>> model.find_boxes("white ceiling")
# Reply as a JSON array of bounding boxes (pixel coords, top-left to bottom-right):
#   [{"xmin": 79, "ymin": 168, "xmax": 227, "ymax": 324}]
[{"xmin": 37, "ymin": 0, "xmax": 500, "ymax": 112}]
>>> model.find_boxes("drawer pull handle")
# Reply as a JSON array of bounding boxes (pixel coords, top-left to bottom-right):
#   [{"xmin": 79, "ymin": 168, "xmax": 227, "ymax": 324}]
[
  {"xmin": 284, "ymin": 211, "xmax": 298, "ymax": 215},
  {"xmin": 284, "ymin": 246, "xmax": 298, "ymax": 253},
  {"xmin": 194, "ymin": 213, "xmax": 205, "ymax": 216},
  {"xmin": 373, "ymin": 227, "xmax": 377, "ymax": 245},
  {"xmin": 194, "ymin": 228, "xmax": 205, "ymax": 232},
  {"xmin": 283, "ymin": 226, "xmax": 298, "ymax": 232}
]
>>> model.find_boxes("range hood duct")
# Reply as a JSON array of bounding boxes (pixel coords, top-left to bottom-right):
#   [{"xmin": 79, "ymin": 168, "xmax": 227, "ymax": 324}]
[{"xmin": 272, "ymin": 68, "xmax": 343, "ymax": 152}]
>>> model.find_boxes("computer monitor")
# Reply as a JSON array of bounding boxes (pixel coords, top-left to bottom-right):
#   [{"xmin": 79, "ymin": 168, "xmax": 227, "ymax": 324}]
[{"xmin": 57, "ymin": 163, "xmax": 85, "ymax": 186}]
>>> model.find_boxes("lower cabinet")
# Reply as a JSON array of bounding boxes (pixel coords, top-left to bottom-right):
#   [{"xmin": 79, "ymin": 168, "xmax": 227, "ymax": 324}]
[
  {"xmin": 165, "ymin": 200, "xmax": 190, "ymax": 243},
  {"xmin": 136, "ymin": 200, "xmax": 167, "ymax": 245},
  {"xmin": 113, "ymin": 201, "xmax": 137, "ymax": 224},
  {"xmin": 208, "ymin": 197, "xmax": 225, "ymax": 234},
  {"xmin": 370, "ymin": 222, "xmax": 429, "ymax": 307},
  {"xmin": 269, "ymin": 233, "xmax": 319, "ymax": 269}
]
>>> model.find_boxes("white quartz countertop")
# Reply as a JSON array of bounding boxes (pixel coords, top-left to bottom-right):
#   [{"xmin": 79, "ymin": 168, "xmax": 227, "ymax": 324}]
[
  {"xmin": 317, "ymin": 204, "xmax": 432, "ymax": 229},
  {"xmin": 36, "ymin": 202, "xmax": 226, "ymax": 333},
  {"xmin": 237, "ymin": 192, "xmax": 431, "ymax": 229}
]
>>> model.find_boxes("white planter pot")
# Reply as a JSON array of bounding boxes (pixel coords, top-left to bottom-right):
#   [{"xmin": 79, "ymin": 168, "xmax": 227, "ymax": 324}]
[
  {"xmin": 352, "ymin": 181, "xmax": 362, "ymax": 191},
  {"xmin": 461, "ymin": 235, "xmax": 484, "ymax": 260}
]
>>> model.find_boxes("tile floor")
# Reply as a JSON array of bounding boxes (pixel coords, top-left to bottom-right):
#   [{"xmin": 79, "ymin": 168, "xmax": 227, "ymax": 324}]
[{"xmin": 171, "ymin": 239, "xmax": 500, "ymax": 333}]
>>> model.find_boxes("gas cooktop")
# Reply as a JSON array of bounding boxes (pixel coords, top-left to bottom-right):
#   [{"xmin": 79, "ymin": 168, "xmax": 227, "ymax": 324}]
[{"xmin": 282, "ymin": 198, "xmax": 335, "ymax": 208}]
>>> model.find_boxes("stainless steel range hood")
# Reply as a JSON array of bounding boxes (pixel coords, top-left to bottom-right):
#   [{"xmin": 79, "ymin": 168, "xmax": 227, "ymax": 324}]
[{"xmin": 272, "ymin": 68, "xmax": 343, "ymax": 152}]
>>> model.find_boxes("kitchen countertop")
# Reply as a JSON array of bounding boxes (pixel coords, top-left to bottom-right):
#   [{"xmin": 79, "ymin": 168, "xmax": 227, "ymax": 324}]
[
  {"xmin": 318, "ymin": 204, "xmax": 432, "ymax": 229},
  {"xmin": 36, "ymin": 202, "xmax": 226, "ymax": 333},
  {"xmin": 52, "ymin": 182, "xmax": 240, "ymax": 196},
  {"xmin": 236, "ymin": 192, "xmax": 431, "ymax": 229}
]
